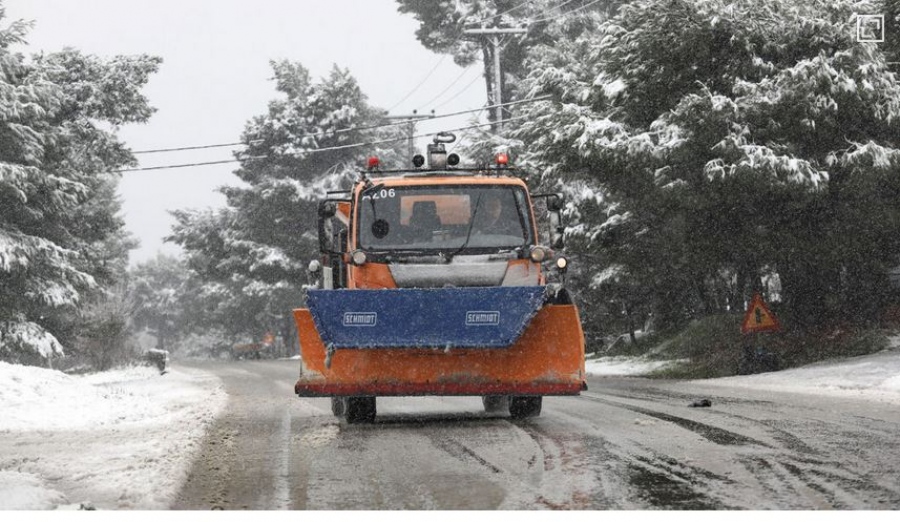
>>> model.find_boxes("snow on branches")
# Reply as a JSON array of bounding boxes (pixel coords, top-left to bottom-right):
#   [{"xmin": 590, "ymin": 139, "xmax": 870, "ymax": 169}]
[
  {"xmin": 0, "ymin": 316, "xmax": 65, "ymax": 361},
  {"xmin": 1, "ymin": 12, "xmax": 159, "ymax": 365},
  {"xmin": 508, "ymin": 0, "xmax": 900, "ymax": 328}
]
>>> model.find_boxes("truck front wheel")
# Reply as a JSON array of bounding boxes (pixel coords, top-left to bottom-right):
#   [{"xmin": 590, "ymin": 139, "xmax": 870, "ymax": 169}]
[
  {"xmin": 482, "ymin": 395, "xmax": 509, "ymax": 413},
  {"xmin": 345, "ymin": 396, "xmax": 376, "ymax": 424},
  {"xmin": 509, "ymin": 396, "xmax": 542, "ymax": 419},
  {"xmin": 331, "ymin": 397, "xmax": 346, "ymax": 417}
]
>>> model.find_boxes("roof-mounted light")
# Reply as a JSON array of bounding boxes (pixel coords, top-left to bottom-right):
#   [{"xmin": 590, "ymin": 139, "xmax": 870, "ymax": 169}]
[
  {"xmin": 447, "ymin": 153, "xmax": 460, "ymax": 166},
  {"xmin": 367, "ymin": 156, "xmax": 380, "ymax": 170},
  {"xmin": 412, "ymin": 154, "xmax": 425, "ymax": 168},
  {"xmin": 427, "ymin": 143, "xmax": 447, "ymax": 169},
  {"xmin": 495, "ymin": 152, "xmax": 509, "ymax": 167}
]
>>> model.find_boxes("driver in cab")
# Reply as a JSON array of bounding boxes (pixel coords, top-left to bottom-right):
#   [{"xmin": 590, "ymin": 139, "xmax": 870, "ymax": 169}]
[{"xmin": 475, "ymin": 194, "xmax": 521, "ymax": 237}]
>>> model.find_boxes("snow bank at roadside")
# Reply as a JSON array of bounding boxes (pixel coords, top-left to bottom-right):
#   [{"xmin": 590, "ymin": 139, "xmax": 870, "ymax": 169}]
[
  {"xmin": 0, "ymin": 364, "xmax": 183, "ymax": 431},
  {"xmin": 0, "ymin": 362, "xmax": 226, "ymax": 510},
  {"xmin": 586, "ymin": 336, "xmax": 900, "ymax": 404},
  {"xmin": 699, "ymin": 347, "xmax": 900, "ymax": 403},
  {"xmin": 585, "ymin": 356, "xmax": 684, "ymax": 376},
  {"xmin": 0, "ymin": 471, "xmax": 66, "ymax": 510}
]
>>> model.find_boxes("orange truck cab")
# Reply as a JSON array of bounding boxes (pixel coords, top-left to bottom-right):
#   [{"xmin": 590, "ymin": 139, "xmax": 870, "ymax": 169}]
[{"xmin": 294, "ymin": 133, "xmax": 586, "ymax": 423}]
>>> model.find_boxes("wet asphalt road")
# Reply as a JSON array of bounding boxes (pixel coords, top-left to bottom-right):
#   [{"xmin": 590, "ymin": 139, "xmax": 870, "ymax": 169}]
[{"xmin": 172, "ymin": 359, "xmax": 900, "ymax": 510}]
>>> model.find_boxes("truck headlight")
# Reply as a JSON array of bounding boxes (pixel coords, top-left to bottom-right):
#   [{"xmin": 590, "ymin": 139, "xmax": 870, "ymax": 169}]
[
  {"xmin": 350, "ymin": 250, "xmax": 367, "ymax": 265},
  {"xmin": 530, "ymin": 246, "xmax": 549, "ymax": 263}
]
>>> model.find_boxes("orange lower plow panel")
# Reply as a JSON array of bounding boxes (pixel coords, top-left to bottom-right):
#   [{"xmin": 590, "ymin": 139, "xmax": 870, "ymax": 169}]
[{"xmin": 293, "ymin": 304, "xmax": 586, "ymax": 397}]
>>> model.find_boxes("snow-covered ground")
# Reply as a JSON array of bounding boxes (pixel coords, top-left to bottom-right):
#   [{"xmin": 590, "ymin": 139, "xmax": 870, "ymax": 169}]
[
  {"xmin": 585, "ymin": 355, "xmax": 685, "ymax": 376},
  {"xmin": 699, "ymin": 346, "xmax": 900, "ymax": 403},
  {"xmin": 3, "ymin": 339, "xmax": 900, "ymax": 510},
  {"xmin": 0, "ymin": 362, "xmax": 226, "ymax": 510},
  {"xmin": 587, "ymin": 337, "xmax": 900, "ymax": 404}
]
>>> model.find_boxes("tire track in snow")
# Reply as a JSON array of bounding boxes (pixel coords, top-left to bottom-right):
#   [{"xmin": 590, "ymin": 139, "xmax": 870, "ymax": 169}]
[
  {"xmin": 580, "ymin": 392, "xmax": 770, "ymax": 447},
  {"xmin": 271, "ymin": 409, "xmax": 292, "ymax": 510}
]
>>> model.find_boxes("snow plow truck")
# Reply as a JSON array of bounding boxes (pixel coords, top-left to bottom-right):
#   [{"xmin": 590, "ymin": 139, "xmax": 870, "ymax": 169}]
[{"xmin": 294, "ymin": 132, "xmax": 586, "ymax": 423}]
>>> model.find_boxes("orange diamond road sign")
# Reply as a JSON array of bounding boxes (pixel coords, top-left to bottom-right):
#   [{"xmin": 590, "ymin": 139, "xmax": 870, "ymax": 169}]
[{"xmin": 741, "ymin": 293, "xmax": 781, "ymax": 334}]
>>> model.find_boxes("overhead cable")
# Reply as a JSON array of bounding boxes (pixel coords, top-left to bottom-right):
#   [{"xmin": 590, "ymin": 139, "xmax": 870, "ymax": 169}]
[
  {"xmin": 117, "ymin": 115, "xmax": 531, "ymax": 173},
  {"xmin": 414, "ymin": 64, "xmax": 478, "ymax": 111},
  {"xmin": 466, "ymin": 0, "xmax": 539, "ymax": 26},
  {"xmin": 131, "ymin": 95, "xmax": 549, "ymax": 155},
  {"xmin": 526, "ymin": 0, "xmax": 604, "ymax": 24},
  {"xmin": 387, "ymin": 54, "xmax": 448, "ymax": 112}
]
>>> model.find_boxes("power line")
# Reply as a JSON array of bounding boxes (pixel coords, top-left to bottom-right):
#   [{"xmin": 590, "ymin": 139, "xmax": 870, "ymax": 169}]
[
  {"xmin": 465, "ymin": 0, "xmax": 590, "ymax": 27},
  {"xmin": 132, "ymin": 139, "xmax": 263, "ymax": 154},
  {"xmin": 414, "ymin": 64, "xmax": 478, "ymax": 111},
  {"xmin": 387, "ymin": 54, "xmax": 448, "ymax": 112},
  {"xmin": 117, "ymin": 115, "xmax": 531, "ymax": 173},
  {"xmin": 295, "ymin": 114, "xmax": 530, "ymax": 155},
  {"xmin": 114, "ymin": 158, "xmax": 259, "ymax": 173},
  {"xmin": 461, "ymin": 29, "xmax": 526, "ymax": 131},
  {"xmin": 527, "ymin": 0, "xmax": 603, "ymax": 24},
  {"xmin": 449, "ymin": 108, "xmax": 489, "ymax": 153},
  {"xmin": 431, "ymin": 69, "xmax": 485, "ymax": 111},
  {"xmin": 466, "ymin": 0, "xmax": 539, "ymax": 26},
  {"xmin": 131, "ymin": 95, "xmax": 549, "ymax": 155}
]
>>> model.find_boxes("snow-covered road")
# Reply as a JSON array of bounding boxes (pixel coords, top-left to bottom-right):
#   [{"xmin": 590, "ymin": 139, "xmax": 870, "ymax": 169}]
[{"xmin": 2, "ymin": 339, "xmax": 899, "ymax": 509}]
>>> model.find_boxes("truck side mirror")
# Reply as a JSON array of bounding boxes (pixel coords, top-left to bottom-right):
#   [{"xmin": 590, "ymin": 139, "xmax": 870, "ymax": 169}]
[
  {"xmin": 547, "ymin": 194, "xmax": 565, "ymax": 249},
  {"xmin": 318, "ymin": 201, "xmax": 337, "ymax": 218},
  {"xmin": 547, "ymin": 193, "xmax": 564, "ymax": 212},
  {"xmin": 317, "ymin": 202, "xmax": 336, "ymax": 253},
  {"xmin": 307, "ymin": 259, "xmax": 322, "ymax": 288},
  {"xmin": 550, "ymin": 211, "xmax": 565, "ymax": 249}
]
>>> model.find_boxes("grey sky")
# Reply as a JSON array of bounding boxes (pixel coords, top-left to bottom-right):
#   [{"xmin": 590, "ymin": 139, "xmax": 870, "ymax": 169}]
[{"xmin": 5, "ymin": 0, "xmax": 486, "ymax": 264}]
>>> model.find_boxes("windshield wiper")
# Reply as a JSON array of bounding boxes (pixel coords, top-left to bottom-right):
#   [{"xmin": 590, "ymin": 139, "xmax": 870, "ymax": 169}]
[
  {"xmin": 488, "ymin": 246, "xmax": 526, "ymax": 260},
  {"xmin": 360, "ymin": 249, "xmax": 432, "ymax": 263},
  {"xmin": 444, "ymin": 193, "xmax": 483, "ymax": 262}
]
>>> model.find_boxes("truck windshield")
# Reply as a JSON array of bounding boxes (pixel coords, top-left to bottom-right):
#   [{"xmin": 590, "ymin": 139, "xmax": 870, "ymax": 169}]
[{"xmin": 358, "ymin": 185, "xmax": 533, "ymax": 252}]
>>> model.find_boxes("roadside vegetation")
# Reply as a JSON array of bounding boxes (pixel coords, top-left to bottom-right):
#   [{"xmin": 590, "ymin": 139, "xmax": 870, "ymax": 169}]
[
  {"xmin": 5, "ymin": 0, "xmax": 900, "ymax": 371},
  {"xmin": 596, "ymin": 314, "xmax": 894, "ymax": 379}
]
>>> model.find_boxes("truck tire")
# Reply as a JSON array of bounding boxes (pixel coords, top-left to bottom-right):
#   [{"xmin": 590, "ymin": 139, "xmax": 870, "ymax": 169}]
[
  {"xmin": 482, "ymin": 395, "xmax": 509, "ymax": 413},
  {"xmin": 509, "ymin": 396, "xmax": 542, "ymax": 419},
  {"xmin": 331, "ymin": 397, "xmax": 346, "ymax": 417},
  {"xmin": 345, "ymin": 396, "xmax": 376, "ymax": 424}
]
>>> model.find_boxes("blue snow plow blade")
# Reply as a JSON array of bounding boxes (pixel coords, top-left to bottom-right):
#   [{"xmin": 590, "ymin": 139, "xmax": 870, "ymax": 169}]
[{"xmin": 306, "ymin": 286, "xmax": 546, "ymax": 349}]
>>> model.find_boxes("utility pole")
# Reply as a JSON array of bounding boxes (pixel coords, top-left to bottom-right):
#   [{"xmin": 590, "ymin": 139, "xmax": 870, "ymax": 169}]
[
  {"xmin": 385, "ymin": 111, "xmax": 435, "ymax": 158},
  {"xmin": 462, "ymin": 26, "xmax": 528, "ymax": 131}
]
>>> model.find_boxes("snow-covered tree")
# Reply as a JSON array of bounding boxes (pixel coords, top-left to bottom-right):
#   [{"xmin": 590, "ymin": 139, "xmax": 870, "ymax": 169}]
[
  {"xmin": 0, "ymin": 15, "xmax": 71, "ymax": 364},
  {"xmin": 517, "ymin": 0, "xmax": 900, "ymax": 328},
  {"xmin": 396, "ymin": 0, "xmax": 619, "ymax": 121},
  {"xmin": 129, "ymin": 254, "xmax": 190, "ymax": 352},
  {"xmin": 170, "ymin": 62, "xmax": 404, "ymax": 348},
  {"xmin": 0, "ymin": 8, "xmax": 160, "ymax": 365}
]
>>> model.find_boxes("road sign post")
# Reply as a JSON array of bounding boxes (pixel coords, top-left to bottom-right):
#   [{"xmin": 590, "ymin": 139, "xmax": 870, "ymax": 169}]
[
  {"xmin": 741, "ymin": 293, "xmax": 781, "ymax": 334},
  {"xmin": 738, "ymin": 293, "xmax": 781, "ymax": 374}
]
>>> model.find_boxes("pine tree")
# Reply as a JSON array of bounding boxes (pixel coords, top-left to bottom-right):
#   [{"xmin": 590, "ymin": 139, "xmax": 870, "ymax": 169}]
[
  {"xmin": 129, "ymin": 254, "xmax": 189, "ymax": 352},
  {"xmin": 517, "ymin": 0, "xmax": 900, "ymax": 329},
  {"xmin": 0, "ymin": 8, "xmax": 160, "ymax": 365},
  {"xmin": 396, "ymin": 0, "xmax": 618, "ymax": 126},
  {"xmin": 170, "ymin": 62, "xmax": 405, "ymax": 348}
]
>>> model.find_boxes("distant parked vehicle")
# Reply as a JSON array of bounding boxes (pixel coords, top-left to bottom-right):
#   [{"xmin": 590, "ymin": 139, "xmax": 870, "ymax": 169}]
[
  {"xmin": 144, "ymin": 349, "xmax": 169, "ymax": 373},
  {"xmin": 231, "ymin": 333, "xmax": 275, "ymax": 360}
]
